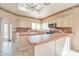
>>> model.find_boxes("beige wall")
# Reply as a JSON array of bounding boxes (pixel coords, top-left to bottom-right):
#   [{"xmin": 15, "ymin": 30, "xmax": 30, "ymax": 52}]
[
  {"xmin": 15, "ymin": 16, "xmax": 41, "ymax": 28},
  {"xmin": 0, "ymin": 9, "xmax": 41, "ymax": 28},
  {"xmin": 71, "ymin": 12, "xmax": 79, "ymax": 51},
  {"xmin": 42, "ymin": 7, "xmax": 79, "ymax": 51},
  {"xmin": 0, "ymin": 9, "xmax": 41, "ymax": 39}
]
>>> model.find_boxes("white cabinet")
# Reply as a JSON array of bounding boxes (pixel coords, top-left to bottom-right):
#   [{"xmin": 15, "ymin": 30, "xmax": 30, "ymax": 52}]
[
  {"xmin": 48, "ymin": 19, "xmax": 56, "ymax": 24},
  {"xmin": 68, "ymin": 15, "xmax": 72, "ymax": 27},
  {"xmin": 34, "ymin": 37, "xmax": 67, "ymax": 56},
  {"xmin": 55, "ymin": 15, "xmax": 72, "ymax": 27},
  {"xmin": 52, "ymin": 19, "xmax": 56, "ymax": 23},
  {"xmin": 56, "ymin": 37, "xmax": 66, "ymax": 56},
  {"xmin": 35, "ymin": 41, "xmax": 55, "ymax": 56},
  {"xmin": 62, "ymin": 16, "xmax": 69, "ymax": 27},
  {"xmin": 56, "ymin": 18, "xmax": 62, "ymax": 27},
  {"xmin": 61, "ymin": 15, "xmax": 72, "ymax": 27}
]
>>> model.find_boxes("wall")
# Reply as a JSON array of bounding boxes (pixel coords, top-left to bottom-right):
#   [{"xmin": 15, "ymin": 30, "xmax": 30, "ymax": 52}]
[
  {"xmin": 15, "ymin": 16, "xmax": 41, "ymax": 28},
  {"xmin": 42, "ymin": 7, "xmax": 79, "ymax": 51},
  {"xmin": 71, "ymin": 12, "xmax": 79, "ymax": 51},
  {"xmin": 0, "ymin": 9, "xmax": 41, "ymax": 39},
  {"xmin": 0, "ymin": 9, "xmax": 16, "ymax": 39}
]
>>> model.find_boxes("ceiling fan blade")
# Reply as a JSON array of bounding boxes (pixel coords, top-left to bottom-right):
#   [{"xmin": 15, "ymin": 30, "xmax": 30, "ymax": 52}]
[{"xmin": 19, "ymin": 3, "xmax": 48, "ymax": 12}]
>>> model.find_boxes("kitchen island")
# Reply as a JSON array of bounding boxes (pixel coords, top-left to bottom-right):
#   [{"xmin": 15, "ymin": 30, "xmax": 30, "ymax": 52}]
[{"xmin": 19, "ymin": 32, "xmax": 72, "ymax": 56}]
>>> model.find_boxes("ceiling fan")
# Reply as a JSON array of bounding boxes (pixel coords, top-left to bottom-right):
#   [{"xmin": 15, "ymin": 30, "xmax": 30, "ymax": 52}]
[{"xmin": 19, "ymin": 3, "xmax": 50, "ymax": 12}]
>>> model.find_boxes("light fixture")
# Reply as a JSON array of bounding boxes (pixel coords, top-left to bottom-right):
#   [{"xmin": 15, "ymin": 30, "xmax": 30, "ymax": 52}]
[{"xmin": 18, "ymin": 3, "xmax": 50, "ymax": 13}]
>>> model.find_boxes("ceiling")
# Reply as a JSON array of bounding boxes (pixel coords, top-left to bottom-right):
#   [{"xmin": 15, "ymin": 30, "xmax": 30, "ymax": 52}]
[{"xmin": 0, "ymin": 3, "xmax": 78, "ymax": 19}]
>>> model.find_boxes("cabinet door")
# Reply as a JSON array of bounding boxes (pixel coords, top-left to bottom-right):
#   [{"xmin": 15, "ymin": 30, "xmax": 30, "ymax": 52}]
[
  {"xmin": 56, "ymin": 37, "xmax": 66, "ymax": 56},
  {"xmin": 52, "ymin": 19, "xmax": 56, "ymax": 23},
  {"xmin": 68, "ymin": 15, "xmax": 72, "ymax": 27},
  {"xmin": 56, "ymin": 18, "xmax": 62, "ymax": 27},
  {"xmin": 62, "ymin": 16, "xmax": 69, "ymax": 27},
  {"xmin": 48, "ymin": 19, "xmax": 56, "ymax": 24},
  {"xmin": 35, "ymin": 41, "xmax": 55, "ymax": 56}
]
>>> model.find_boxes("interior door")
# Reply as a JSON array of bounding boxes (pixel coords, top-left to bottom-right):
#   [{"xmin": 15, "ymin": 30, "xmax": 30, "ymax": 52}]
[{"xmin": 3, "ymin": 23, "xmax": 12, "ymax": 41}]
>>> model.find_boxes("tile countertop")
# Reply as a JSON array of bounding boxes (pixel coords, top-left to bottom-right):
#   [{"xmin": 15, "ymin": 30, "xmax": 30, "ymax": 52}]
[{"xmin": 20, "ymin": 32, "xmax": 73, "ymax": 46}]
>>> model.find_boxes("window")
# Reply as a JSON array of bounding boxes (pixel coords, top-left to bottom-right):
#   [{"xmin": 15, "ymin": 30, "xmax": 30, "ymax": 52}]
[
  {"xmin": 42, "ymin": 23, "xmax": 45, "ymax": 30},
  {"xmin": 32, "ymin": 23, "xmax": 41, "ymax": 30},
  {"xmin": 42, "ymin": 23, "xmax": 49, "ymax": 30},
  {"xmin": 37, "ymin": 23, "xmax": 40, "ymax": 30},
  {"xmin": 32, "ymin": 23, "xmax": 37, "ymax": 30}
]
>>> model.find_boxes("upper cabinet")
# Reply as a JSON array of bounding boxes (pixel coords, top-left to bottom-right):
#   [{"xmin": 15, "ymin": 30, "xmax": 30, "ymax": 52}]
[
  {"xmin": 62, "ymin": 15, "xmax": 72, "ymax": 27},
  {"xmin": 51, "ymin": 19, "xmax": 56, "ymax": 24},
  {"xmin": 62, "ymin": 16, "xmax": 69, "ymax": 27},
  {"xmin": 55, "ymin": 15, "xmax": 72, "ymax": 27},
  {"xmin": 56, "ymin": 17, "xmax": 62, "ymax": 27},
  {"xmin": 42, "ymin": 14, "xmax": 72, "ymax": 27},
  {"xmin": 68, "ymin": 15, "xmax": 72, "ymax": 27},
  {"xmin": 47, "ymin": 17, "xmax": 56, "ymax": 24}
]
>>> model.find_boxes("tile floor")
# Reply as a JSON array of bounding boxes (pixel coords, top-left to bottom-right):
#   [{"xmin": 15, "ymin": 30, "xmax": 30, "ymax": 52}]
[{"xmin": 0, "ymin": 39, "xmax": 28, "ymax": 56}]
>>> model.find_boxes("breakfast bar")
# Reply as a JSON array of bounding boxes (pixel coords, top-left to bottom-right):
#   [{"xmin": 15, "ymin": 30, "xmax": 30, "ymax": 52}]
[{"xmin": 19, "ymin": 32, "xmax": 72, "ymax": 56}]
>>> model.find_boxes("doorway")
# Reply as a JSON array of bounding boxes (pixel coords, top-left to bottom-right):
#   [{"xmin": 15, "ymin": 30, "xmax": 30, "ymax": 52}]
[{"xmin": 3, "ymin": 23, "xmax": 12, "ymax": 41}]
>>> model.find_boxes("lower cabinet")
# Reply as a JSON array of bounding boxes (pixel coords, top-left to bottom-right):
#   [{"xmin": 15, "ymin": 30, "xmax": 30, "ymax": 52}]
[
  {"xmin": 34, "ymin": 37, "xmax": 66, "ymax": 56},
  {"xmin": 29, "ymin": 37, "xmax": 67, "ymax": 56},
  {"xmin": 56, "ymin": 37, "xmax": 66, "ymax": 56},
  {"xmin": 35, "ymin": 41, "xmax": 55, "ymax": 56}
]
